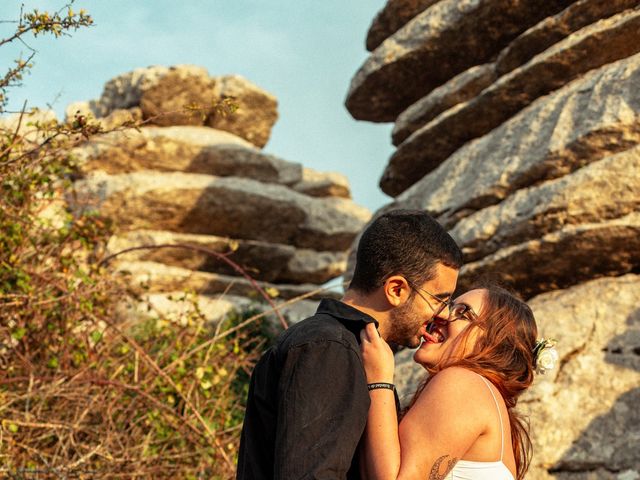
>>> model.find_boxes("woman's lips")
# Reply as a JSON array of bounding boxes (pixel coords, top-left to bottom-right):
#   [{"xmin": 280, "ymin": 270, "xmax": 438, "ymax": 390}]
[
  {"xmin": 422, "ymin": 322, "xmax": 445, "ymax": 344},
  {"xmin": 422, "ymin": 331, "xmax": 440, "ymax": 344}
]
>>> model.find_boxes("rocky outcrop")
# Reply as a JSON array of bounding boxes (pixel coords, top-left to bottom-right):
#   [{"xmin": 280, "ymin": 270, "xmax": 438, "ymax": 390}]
[
  {"xmin": 204, "ymin": 75, "xmax": 278, "ymax": 149},
  {"xmin": 71, "ymin": 126, "xmax": 349, "ymax": 197},
  {"xmin": 393, "ymin": 0, "xmax": 639, "ymax": 148},
  {"xmin": 450, "ymin": 146, "xmax": 640, "ymax": 262},
  {"xmin": 107, "ymin": 230, "xmax": 347, "ymax": 285},
  {"xmin": 495, "ymin": 0, "xmax": 640, "ymax": 76},
  {"xmin": 349, "ymin": 4, "xmax": 640, "ymax": 476},
  {"xmin": 383, "ymin": 11, "xmax": 640, "ymax": 196},
  {"xmin": 523, "ymin": 275, "xmax": 640, "ymax": 479},
  {"xmin": 458, "ymin": 211, "xmax": 640, "ymax": 299},
  {"xmin": 66, "ymin": 66, "xmax": 369, "ymax": 327},
  {"xmin": 138, "ymin": 70, "xmax": 218, "ymax": 127},
  {"xmin": 117, "ymin": 291, "xmax": 319, "ymax": 337},
  {"xmin": 72, "ymin": 171, "xmax": 367, "ymax": 251},
  {"xmin": 392, "ymin": 64, "xmax": 496, "ymax": 145},
  {"xmin": 115, "ymin": 261, "xmax": 330, "ymax": 301},
  {"xmin": 365, "ymin": 0, "xmax": 441, "ymax": 51},
  {"xmin": 345, "ymin": 0, "xmax": 574, "ymax": 122},
  {"xmin": 66, "ymin": 65, "xmax": 278, "ymax": 148},
  {"xmin": 392, "ymin": 52, "xmax": 640, "ymax": 226}
]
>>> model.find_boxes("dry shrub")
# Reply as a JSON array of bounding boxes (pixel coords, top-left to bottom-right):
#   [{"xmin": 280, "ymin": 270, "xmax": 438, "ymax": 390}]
[
  {"xmin": 0, "ymin": 110, "xmax": 277, "ymax": 479},
  {"xmin": 1, "ymin": 7, "xmax": 287, "ymax": 477}
]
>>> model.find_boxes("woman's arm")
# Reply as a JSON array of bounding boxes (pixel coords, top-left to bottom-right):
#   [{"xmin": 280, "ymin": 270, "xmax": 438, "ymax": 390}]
[
  {"xmin": 395, "ymin": 368, "xmax": 489, "ymax": 479},
  {"xmin": 359, "ymin": 322, "xmax": 401, "ymax": 480},
  {"xmin": 360, "ymin": 324, "xmax": 488, "ymax": 480}
]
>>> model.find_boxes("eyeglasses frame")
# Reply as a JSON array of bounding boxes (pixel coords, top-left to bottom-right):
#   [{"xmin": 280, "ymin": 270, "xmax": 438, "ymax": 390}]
[{"xmin": 406, "ymin": 281, "xmax": 453, "ymax": 318}]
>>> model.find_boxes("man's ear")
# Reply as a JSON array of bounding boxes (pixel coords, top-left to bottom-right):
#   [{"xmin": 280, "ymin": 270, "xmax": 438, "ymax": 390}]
[{"xmin": 382, "ymin": 275, "xmax": 411, "ymax": 307}]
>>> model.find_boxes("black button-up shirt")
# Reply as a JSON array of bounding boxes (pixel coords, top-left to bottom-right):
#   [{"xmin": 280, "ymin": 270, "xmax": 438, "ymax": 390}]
[{"xmin": 236, "ymin": 298, "xmax": 378, "ymax": 479}]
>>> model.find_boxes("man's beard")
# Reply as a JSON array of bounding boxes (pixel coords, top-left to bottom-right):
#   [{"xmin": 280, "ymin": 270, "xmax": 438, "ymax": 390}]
[{"xmin": 387, "ymin": 297, "xmax": 426, "ymax": 349}]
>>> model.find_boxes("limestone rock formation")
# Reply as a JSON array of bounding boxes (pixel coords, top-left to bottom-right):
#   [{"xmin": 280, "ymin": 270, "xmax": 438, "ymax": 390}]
[
  {"xmin": 523, "ymin": 275, "xmax": 640, "ymax": 479},
  {"xmin": 383, "ymin": 12, "xmax": 640, "ymax": 196},
  {"xmin": 117, "ymin": 291, "xmax": 319, "ymax": 336},
  {"xmin": 205, "ymin": 75, "xmax": 278, "ymax": 149},
  {"xmin": 66, "ymin": 66, "xmax": 369, "ymax": 328},
  {"xmin": 458, "ymin": 211, "xmax": 640, "ymax": 298},
  {"xmin": 345, "ymin": 0, "xmax": 574, "ymax": 122},
  {"xmin": 365, "ymin": 0, "xmax": 440, "ymax": 51},
  {"xmin": 72, "ymin": 171, "xmax": 368, "ymax": 251},
  {"xmin": 495, "ymin": 0, "xmax": 640, "ymax": 76},
  {"xmin": 71, "ymin": 126, "xmax": 348, "ymax": 197},
  {"xmin": 139, "ymin": 70, "xmax": 218, "ymax": 127},
  {"xmin": 348, "ymin": 3, "xmax": 640, "ymax": 476},
  {"xmin": 114, "ymin": 261, "xmax": 328, "ymax": 301},
  {"xmin": 393, "ymin": 52, "xmax": 640, "ymax": 226},
  {"xmin": 392, "ymin": 64, "xmax": 496, "ymax": 145},
  {"xmin": 450, "ymin": 146, "xmax": 640, "ymax": 262},
  {"xmin": 107, "ymin": 230, "xmax": 347, "ymax": 285},
  {"xmin": 66, "ymin": 65, "xmax": 278, "ymax": 148}
]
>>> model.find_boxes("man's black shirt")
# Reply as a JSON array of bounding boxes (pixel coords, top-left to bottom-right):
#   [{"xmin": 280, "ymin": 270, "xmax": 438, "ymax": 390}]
[{"xmin": 236, "ymin": 298, "xmax": 377, "ymax": 480}]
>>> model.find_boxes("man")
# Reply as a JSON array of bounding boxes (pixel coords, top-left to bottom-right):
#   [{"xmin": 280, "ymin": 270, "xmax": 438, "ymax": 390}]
[{"xmin": 236, "ymin": 209, "xmax": 463, "ymax": 479}]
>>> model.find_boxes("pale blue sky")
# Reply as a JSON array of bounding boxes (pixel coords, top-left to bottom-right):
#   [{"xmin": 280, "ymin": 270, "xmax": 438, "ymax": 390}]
[{"xmin": 1, "ymin": 1, "xmax": 393, "ymax": 212}]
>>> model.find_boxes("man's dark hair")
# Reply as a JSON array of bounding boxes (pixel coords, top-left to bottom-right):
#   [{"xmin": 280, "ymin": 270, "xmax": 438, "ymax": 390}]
[{"xmin": 348, "ymin": 209, "xmax": 463, "ymax": 293}]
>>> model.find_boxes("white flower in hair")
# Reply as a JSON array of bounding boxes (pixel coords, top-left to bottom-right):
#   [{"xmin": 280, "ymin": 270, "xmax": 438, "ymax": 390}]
[{"xmin": 533, "ymin": 338, "xmax": 559, "ymax": 375}]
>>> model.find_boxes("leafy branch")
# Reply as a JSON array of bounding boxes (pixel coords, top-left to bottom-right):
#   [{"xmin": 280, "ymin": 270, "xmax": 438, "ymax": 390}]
[{"xmin": 0, "ymin": 2, "xmax": 94, "ymax": 113}]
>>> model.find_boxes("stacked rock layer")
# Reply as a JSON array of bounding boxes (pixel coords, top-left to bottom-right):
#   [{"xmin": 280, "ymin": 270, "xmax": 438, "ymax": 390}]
[
  {"xmin": 347, "ymin": 2, "xmax": 640, "ymax": 478},
  {"xmin": 69, "ymin": 65, "xmax": 370, "ymax": 326}
]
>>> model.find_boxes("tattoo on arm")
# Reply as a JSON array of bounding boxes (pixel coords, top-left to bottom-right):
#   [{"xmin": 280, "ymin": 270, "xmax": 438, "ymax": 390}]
[{"xmin": 429, "ymin": 455, "xmax": 458, "ymax": 480}]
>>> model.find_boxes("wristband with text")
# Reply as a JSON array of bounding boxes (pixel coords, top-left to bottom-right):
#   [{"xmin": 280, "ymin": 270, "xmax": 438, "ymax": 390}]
[{"xmin": 367, "ymin": 382, "xmax": 395, "ymax": 391}]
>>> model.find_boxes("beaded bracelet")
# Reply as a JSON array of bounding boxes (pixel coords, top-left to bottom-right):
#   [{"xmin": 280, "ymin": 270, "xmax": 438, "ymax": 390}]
[{"xmin": 367, "ymin": 382, "xmax": 395, "ymax": 391}]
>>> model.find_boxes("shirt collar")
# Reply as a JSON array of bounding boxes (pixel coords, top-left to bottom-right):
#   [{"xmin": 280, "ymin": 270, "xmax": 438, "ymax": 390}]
[{"xmin": 316, "ymin": 298, "xmax": 378, "ymax": 328}]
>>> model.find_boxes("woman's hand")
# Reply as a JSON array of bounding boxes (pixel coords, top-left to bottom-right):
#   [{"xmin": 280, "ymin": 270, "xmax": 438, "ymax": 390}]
[{"xmin": 360, "ymin": 322, "xmax": 395, "ymax": 384}]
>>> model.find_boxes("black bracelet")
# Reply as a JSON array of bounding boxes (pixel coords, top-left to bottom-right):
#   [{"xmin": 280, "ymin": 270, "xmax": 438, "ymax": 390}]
[{"xmin": 367, "ymin": 382, "xmax": 395, "ymax": 391}]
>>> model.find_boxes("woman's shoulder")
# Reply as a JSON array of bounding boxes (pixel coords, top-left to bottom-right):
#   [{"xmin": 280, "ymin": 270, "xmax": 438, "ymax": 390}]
[
  {"xmin": 405, "ymin": 367, "xmax": 493, "ymax": 441},
  {"xmin": 420, "ymin": 367, "xmax": 495, "ymax": 407},
  {"xmin": 430, "ymin": 366, "xmax": 487, "ymax": 387}
]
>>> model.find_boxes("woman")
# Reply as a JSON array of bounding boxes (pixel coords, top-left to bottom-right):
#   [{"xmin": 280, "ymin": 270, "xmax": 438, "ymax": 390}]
[{"xmin": 359, "ymin": 285, "xmax": 541, "ymax": 480}]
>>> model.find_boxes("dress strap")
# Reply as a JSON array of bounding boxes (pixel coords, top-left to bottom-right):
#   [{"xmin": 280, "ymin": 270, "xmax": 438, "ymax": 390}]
[{"xmin": 477, "ymin": 375, "xmax": 504, "ymax": 461}]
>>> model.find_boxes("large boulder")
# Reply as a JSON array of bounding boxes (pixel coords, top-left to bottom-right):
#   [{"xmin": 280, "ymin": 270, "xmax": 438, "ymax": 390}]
[
  {"xmin": 205, "ymin": 75, "xmax": 278, "ymax": 149},
  {"xmin": 392, "ymin": 63, "xmax": 496, "ymax": 145},
  {"xmin": 107, "ymin": 230, "xmax": 348, "ymax": 285},
  {"xmin": 72, "ymin": 126, "xmax": 301, "ymax": 183},
  {"xmin": 115, "ymin": 261, "xmax": 336, "ymax": 301},
  {"xmin": 365, "ymin": 0, "xmax": 441, "ymax": 51},
  {"xmin": 89, "ymin": 65, "xmax": 210, "ymax": 116},
  {"xmin": 71, "ymin": 171, "xmax": 370, "ymax": 251},
  {"xmin": 391, "ymin": 52, "xmax": 640, "ymax": 227},
  {"xmin": 383, "ymin": 9, "xmax": 640, "ymax": 196},
  {"xmin": 450, "ymin": 146, "xmax": 640, "ymax": 262},
  {"xmin": 73, "ymin": 126, "xmax": 347, "ymax": 198},
  {"xmin": 65, "ymin": 66, "xmax": 278, "ymax": 148},
  {"xmin": 524, "ymin": 275, "xmax": 640, "ymax": 479},
  {"xmin": 116, "ymin": 291, "xmax": 319, "ymax": 329},
  {"xmin": 345, "ymin": 0, "xmax": 574, "ymax": 122},
  {"xmin": 496, "ymin": 0, "xmax": 640, "ymax": 76},
  {"xmin": 457, "ymin": 211, "xmax": 640, "ymax": 299},
  {"xmin": 139, "ymin": 70, "xmax": 218, "ymax": 127}
]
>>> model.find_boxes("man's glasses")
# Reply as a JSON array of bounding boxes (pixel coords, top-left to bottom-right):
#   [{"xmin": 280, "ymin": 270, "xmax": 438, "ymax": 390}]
[{"xmin": 407, "ymin": 282, "xmax": 452, "ymax": 317}]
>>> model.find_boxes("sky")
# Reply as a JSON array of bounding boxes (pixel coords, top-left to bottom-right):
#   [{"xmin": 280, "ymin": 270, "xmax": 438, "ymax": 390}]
[{"xmin": 1, "ymin": 0, "xmax": 394, "ymax": 212}]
